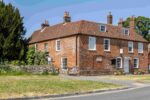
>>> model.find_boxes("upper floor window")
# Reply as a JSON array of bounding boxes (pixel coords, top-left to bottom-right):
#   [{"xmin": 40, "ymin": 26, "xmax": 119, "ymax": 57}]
[
  {"xmin": 104, "ymin": 38, "xmax": 110, "ymax": 51},
  {"xmin": 88, "ymin": 36, "xmax": 96, "ymax": 50},
  {"xmin": 123, "ymin": 28, "xmax": 129, "ymax": 36},
  {"xmin": 100, "ymin": 24, "xmax": 106, "ymax": 32},
  {"xmin": 56, "ymin": 40, "xmax": 61, "ymax": 51},
  {"xmin": 116, "ymin": 57, "xmax": 122, "ymax": 68},
  {"xmin": 35, "ymin": 44, "xmax": 38, "ymax": 51},
  {"xmin": 134, "ymin": 58, "xmax": 139, "ymax": 68},
  {"xmin": 44, "ymin": 43, "xmax": 49, "ymax": 52},
  {"xmin": 128, "ymin": 41, "xmax": 133, "ymax": 53},
  {"xmin": 138, "ymin": 43, "xmax": 143, "ymax": 53}
]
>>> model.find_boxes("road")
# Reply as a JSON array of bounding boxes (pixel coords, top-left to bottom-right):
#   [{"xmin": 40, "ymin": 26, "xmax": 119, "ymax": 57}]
[{"xmin": 49, "ymin": 86, "xmax": 150, "ymax": 100}]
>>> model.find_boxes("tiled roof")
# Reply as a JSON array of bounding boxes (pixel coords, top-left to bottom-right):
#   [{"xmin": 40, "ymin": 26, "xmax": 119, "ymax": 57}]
[{"xmin": 29, "ymin": 20, "xmax": 148, "ymax": 44}]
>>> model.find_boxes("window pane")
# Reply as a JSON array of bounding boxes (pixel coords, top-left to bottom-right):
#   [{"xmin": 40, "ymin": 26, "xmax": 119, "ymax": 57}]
[
  {"xmin": 104, "ymin": 39, "xmax": 110, "ymax": 51},
  {"xmin": 89, "ymin": 37, "xmax": 96, "ymax": 50}
]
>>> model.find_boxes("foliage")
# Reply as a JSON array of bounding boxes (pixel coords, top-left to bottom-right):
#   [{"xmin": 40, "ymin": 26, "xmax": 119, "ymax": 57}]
[
  {"xmin": 0, "ymin": 1, "xmax": 26, "ymax": 62},
  {"xmin": 133, "ymin": 69, "xmax": 146, "ymax": 75},
  {"xmin": 10, "ymin": 60, "xmax": 25, "ymax": 66},
  {"xmin": 0, "ymin": 65, "xmax": 30, "ymax": 75},
  {"xmin": 114, "ymin": 69, "xmax": 125, "ymax": 75},
  {"xmin": 26, "ymin": 46, "xmax": 48, "ymax": 65},
  {"xmin": 123, "ymin": 16, "xmax": 150, "ymax": 42},
  {"xmin": 26, "ymin": 46, "xmax": 35, "ymax": 65}
]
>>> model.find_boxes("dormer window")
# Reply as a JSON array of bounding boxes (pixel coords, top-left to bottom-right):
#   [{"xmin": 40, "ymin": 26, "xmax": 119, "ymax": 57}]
[
  {"xmin": 100, "ymin": 24, "xmax": 106, "ymax": 32},
  {"xmin": 123, "ymin": 28, "xmax": 129, "ymax": 36}
]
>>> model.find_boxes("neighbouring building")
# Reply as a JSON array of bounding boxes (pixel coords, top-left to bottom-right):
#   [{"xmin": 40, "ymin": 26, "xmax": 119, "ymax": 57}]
[{"xmin": 29, "ymin": 12, "xmax": 149, "ymax": 75}]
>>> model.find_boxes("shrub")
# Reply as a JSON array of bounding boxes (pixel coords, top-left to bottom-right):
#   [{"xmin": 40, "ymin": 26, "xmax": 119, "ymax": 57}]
[
  {"xmin": 114, "ymin": 69, "xmax": 125, "ymax": 75},
  {"xmin": 133, "ymin": 69, "xmax": 145, "ymax": 75}
]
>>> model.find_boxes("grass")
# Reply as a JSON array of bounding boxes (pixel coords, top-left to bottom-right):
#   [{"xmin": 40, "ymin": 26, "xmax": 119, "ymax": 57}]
[
  {"xmin": 101, "ymin": 75, "xmax": 150, "ymax": 82},
  {"xmin": 0, "ymin": 75, "xmax": 121, "ymax": 99}
]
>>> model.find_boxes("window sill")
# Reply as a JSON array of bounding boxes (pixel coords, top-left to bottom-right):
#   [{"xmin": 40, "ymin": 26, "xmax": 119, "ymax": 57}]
[
  {"xmin": 128, "ymin": 52, "xmax": 134, "ymax": 54},
  {"xmin": 104, "ymin": 50, "xmax": 111, "ymax": 52},
  {"xmin": 88, "ymin": 49, "xmax": 96, "ymax": 51}
]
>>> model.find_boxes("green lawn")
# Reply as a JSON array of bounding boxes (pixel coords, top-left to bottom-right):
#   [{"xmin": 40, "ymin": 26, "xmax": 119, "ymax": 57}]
[{"xmin": 0, "ymin": 75, "xmax": 121, "ymax": 99}]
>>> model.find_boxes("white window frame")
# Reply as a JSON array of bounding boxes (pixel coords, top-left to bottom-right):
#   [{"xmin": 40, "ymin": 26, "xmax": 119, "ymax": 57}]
[
  {"xmin": 116, "ymin": 57, "xmax": 122, "ymax": 68},
  {"xmin": 61, "ymin": 57, "xmax": 68, "ymax": 69},
  {"xmin": 104, "ymin": 38, "xmax": 110, "ymax": 51},
  {"xmin": 56, "ymin": 39, "xmax": 61, "ymax": 51},
  {"xmin": 123, "ymin": 28, "xmax": 130, "ymax": 36},
  {"xmin": 128, "ymin": 41, "xmax": 134, "ymax": 53},
  {"xmin": 100, "ymin": 24, "xmax": 106, "ymax": 32},
  {"xmin": 88, "ymin": 36, "xmax": 96, "ymax": 51},
  {"xmin": 134, "ymin": 58, "xmax": 139, "ymax": 68},
  {"xmin": 138, "ymin": 42, "xmax": 143, "ymax": 53}
]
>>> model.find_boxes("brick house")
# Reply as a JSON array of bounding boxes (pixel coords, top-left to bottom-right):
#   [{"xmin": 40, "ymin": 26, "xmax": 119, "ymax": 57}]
[{"xmin": 29, "ymin": 12, "xmax": 149, "ymax": 75}]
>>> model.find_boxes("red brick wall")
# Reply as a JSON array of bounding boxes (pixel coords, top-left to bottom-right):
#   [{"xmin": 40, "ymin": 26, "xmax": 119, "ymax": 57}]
[
  {"xmin": 79, "ymin": 35, "xmax": 148, "ymax": 74},
  {"xmin": 30, "ymin": 36, "xmax": 77, "ymax": 70}
]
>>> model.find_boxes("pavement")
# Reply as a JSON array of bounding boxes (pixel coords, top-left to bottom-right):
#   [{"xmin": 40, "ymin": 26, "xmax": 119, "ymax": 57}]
[{"xmin": 50, "ymin": 85, "xmax": 150, "ymax": 100}]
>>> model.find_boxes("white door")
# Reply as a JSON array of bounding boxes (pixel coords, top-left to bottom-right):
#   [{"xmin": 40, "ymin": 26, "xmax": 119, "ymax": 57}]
[{"xmin": 124, "ymin": 58, "xmax": 129, "ymax": 73}]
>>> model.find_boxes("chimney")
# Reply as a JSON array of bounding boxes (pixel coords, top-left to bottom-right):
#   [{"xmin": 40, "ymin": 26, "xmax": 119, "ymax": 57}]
[
  {"xmin": 41, "ymin": 20, "xmax": 49, "ymax": 29},
  {"xmin": 118, "ymin": 18, "xmax": 123, "ymax": 27},
  {"xmin": 107, "ymin": 12, "xmax": 113, "ymax": 25},
  {"xmin": 130, "ymin": 16, "xmax": 136, "ymax": 29},
  {"xmin": 64, "ymin": 11, "xmax": 71, "ymax": 23}
]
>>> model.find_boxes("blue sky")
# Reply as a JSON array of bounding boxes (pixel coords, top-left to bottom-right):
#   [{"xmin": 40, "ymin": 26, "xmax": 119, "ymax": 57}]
[{"xmin": 4, "ymin": 0, "xmax": 150, "ymax": 38}]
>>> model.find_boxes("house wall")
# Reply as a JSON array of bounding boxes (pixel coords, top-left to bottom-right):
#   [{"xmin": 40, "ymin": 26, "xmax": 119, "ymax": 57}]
[
  {"xmin": 79, "ymin": 35, "xmax": 148, "ymax": 75},
  {"xmin": 29, "ymin": 36, "xmax": 77, "ymax": 71}
]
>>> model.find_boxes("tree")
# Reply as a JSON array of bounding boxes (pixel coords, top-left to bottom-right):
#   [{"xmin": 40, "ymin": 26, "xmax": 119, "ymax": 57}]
[
  {"xmin": 123, "ymin": 16, "xmax": 150, "ymax": 42},
  {"xmin": 0, "ymin": 1, "xmax": 26, "ymax": 62}
]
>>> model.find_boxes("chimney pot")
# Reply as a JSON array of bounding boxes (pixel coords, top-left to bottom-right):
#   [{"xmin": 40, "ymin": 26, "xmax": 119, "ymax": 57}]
[
  {"xmin": 64, "ymin": 11, "xmax": 71, "ymax": 23},
  {"xmin": 107, "ymin": 12, "xmax": 113, "ymax": 25},
  {"xmin": 118, "ymin": 18, "xmax": 123, "ymax": 27},
  {"xmin": 41, "ymin": 20, "xmax": 49, "ymax": 29}
]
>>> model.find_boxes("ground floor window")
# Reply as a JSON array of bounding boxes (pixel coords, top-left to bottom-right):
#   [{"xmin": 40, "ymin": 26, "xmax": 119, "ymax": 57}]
[
  {"xmin": 61, "ymin": 57, "xmax": 68, "ymax": 69},
  {"xmin": 134, "ymin": 58, "xmax": 139, "ymax": 68},
  {"xmin": 116, "ymin": 57, "xmax": 122, "ymax": 68}
]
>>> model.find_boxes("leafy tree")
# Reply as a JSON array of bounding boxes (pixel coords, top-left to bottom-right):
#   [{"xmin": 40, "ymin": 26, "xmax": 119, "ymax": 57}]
[
  {"xmin": 0, "ymin": 1, "xmax": 26, "ymax": 62},
  {"xmin": 26, "ymin": 47, "xmax": 35, "ymax": 65},
  {"xmin": 123, "ymin": 16, "xmax": 150, "ymax": 42}
]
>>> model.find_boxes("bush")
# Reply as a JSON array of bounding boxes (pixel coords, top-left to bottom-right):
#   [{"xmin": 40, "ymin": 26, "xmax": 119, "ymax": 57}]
[
  {"xmin": 133, "ymin": 69, "xmax": 145, "ymax": 75},
  {"xmin": 114, "ymin": 69, "xmax": 125, "ymax": 75}
]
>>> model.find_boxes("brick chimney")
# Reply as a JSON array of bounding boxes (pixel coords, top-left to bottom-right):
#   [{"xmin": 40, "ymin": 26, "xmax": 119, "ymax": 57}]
[
  {"xmin": 64, "ymin": 11, "xmax": 71, "ymax": 23},
  {"xmin": 118, "ymin": 18, "xmax": 123, "ymax": 27},
  {"xmin": 41, "ymin": 20, "xmax": 49, "ymax": 29},
  {"xmin": 130, "ymin": 16, "xmax": 136, "ymax": 29},
  {"xmin": 107, "ymin": 12, "xmax": 113, "ymax": 25}
]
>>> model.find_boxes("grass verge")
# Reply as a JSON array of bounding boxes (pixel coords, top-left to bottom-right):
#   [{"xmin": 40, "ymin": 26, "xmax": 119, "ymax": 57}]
[{"xmin": 0, "ymin": 75, "xmax": 121, "ymax": 99}]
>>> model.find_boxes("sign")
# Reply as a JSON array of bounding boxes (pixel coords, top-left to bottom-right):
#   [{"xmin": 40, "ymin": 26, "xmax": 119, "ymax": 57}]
[{"xmin": 96, "ymin": 56, "xmax": 102, "ymax": 62}]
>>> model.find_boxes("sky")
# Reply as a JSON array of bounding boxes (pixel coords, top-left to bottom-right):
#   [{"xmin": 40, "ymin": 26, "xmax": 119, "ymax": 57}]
[{"xmin": 4, "ymin": 0, "xmax": 150, "ymax": 38}]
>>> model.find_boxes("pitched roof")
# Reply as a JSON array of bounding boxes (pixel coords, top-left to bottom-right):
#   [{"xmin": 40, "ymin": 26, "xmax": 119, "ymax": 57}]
[{"xmin": 29, "ymin": 20, "xmax": 148, "ymax": 44}]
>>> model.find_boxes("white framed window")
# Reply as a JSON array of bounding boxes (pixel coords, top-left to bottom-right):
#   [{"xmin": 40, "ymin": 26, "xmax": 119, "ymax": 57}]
[
  {"xmin": 104, "ymin": 38, "xmax": 110, "ymax": 51},
  {"xmin": 61, "ymin": 57, "xmax": 67, "ymax": 69},
  {"xmin": 56, "ymin": 40, "xmax": 61, "ymax": 51},
  {"xmin": 100, "ymin": 24, "xmax": 106, "ymax": 32},
  {"xmin": 116, "ymin": 57, "xmax": 122, "ymax": 68},
  {"xmin": 44, "ymin": 43, "xmax": 49, "ymax": 52},
  {"xmin": 35, "ymin": 44, "xmax": 38, "ymax": 51},
  {"xmin": 134, "ymin": 58, "xmax": 139, "ymax": 68},
  {"xmin": 88, "ymin": 36, "xmax": 96, "ymax": 50},
  {"xmin": 128, "ymin": 41, "xmax": 133, "ymax": 53},
  {"xmin": 122, "ymin": 28, "xmax": 129, "ymax": 36},
  {"xmin": 138, "ymin": 43, "xmax": 143, "ymax": 53}
]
